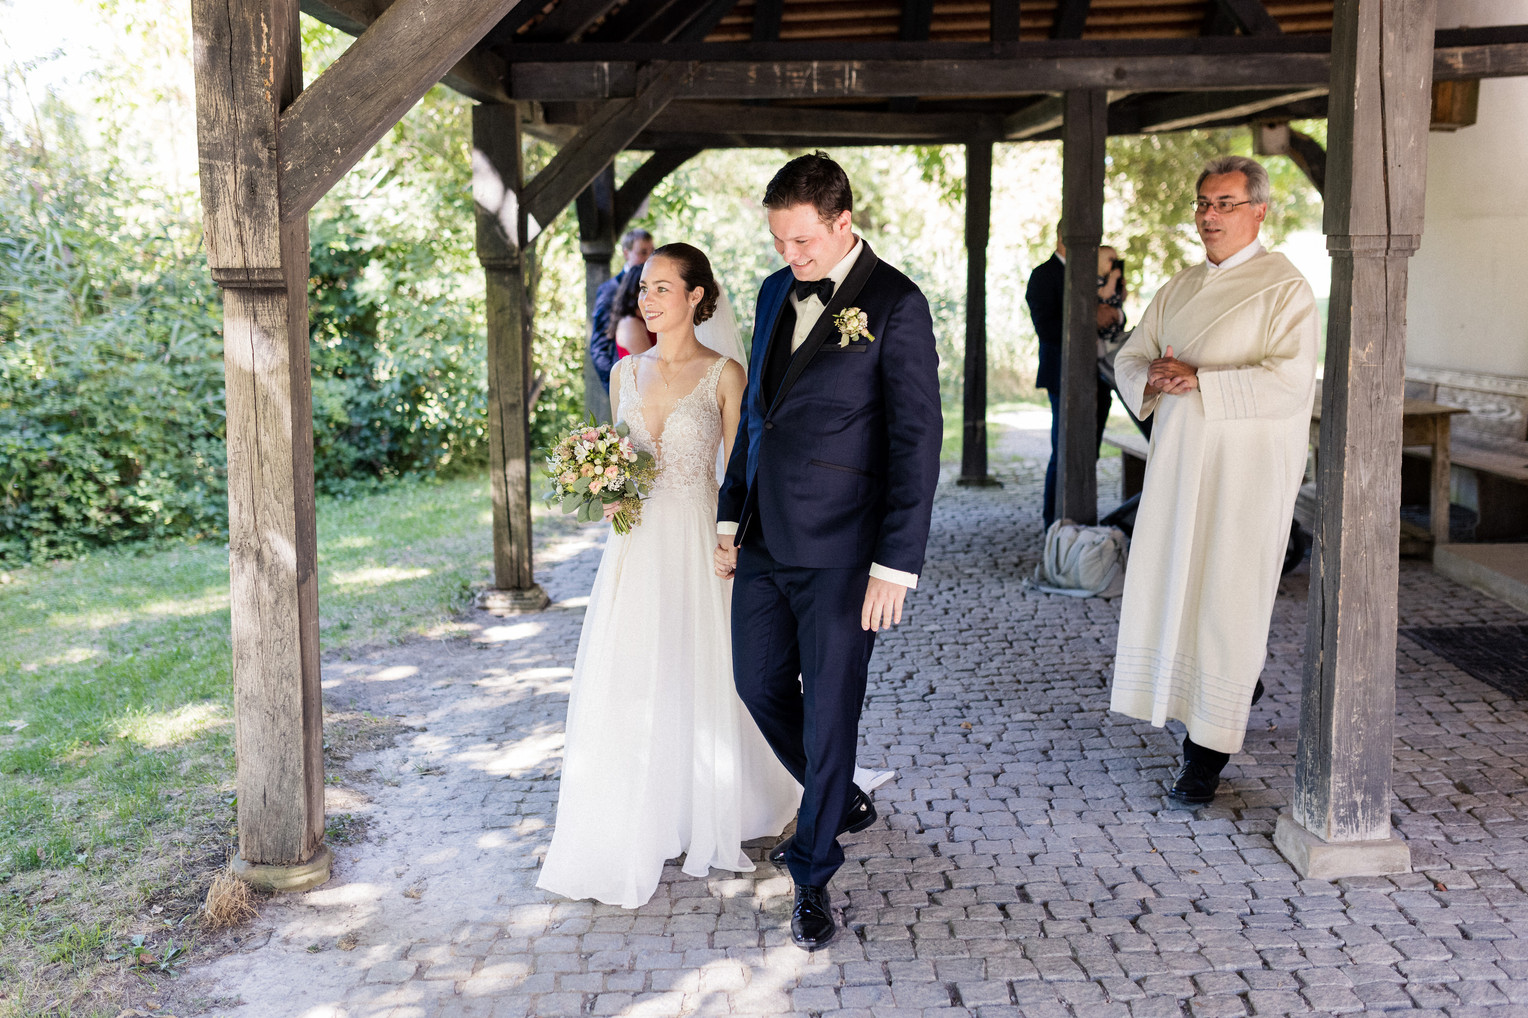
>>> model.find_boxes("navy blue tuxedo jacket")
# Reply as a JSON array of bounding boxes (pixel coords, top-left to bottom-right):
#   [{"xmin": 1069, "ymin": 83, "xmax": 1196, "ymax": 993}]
[{"xmin": 718, "ymin": 243, "xmax": 942, "ymax": 576}]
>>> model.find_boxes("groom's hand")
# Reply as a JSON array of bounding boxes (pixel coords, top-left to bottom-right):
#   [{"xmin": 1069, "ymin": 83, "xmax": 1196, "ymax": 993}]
[
  {"xmin": 862, "ymin": 576, "xmax": 908, "ymax": 632},
  {"xmin": 714, "ymin": 537, "xmax": 738, "ymax": 578}
]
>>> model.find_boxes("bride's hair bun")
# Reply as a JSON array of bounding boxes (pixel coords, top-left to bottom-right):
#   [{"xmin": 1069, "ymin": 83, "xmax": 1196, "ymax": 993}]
[{"xmin": 651, "ymin": 242, "xmax": 719, "ymax": 325}]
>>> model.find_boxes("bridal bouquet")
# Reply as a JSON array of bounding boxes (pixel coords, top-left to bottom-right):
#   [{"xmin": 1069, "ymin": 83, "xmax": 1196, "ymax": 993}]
[{"xmin": 544, "ymin": 420, "xmax": 657, "ymax": 535}]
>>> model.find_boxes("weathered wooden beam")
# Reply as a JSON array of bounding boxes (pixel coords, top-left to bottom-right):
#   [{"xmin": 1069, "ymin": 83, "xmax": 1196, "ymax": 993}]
[
  {"xmin": 647, "ymin": 101, "xmax": 1001, "ymax": 139},
  {"xmin": 631, "ymin": 129, "xmax": 983, "ymax": 149},
  {"xmin": 991, "ymin": 0, "xmax": 1022, "ymax": 43},
  {"xmin": 1056, "ymin": 87, "xmax": 1106, "ymax": 527},
  {"xmin": 1133, "ymin": 86, "xmax": 1326, "ymax": 132},
  {"xmin": 1277, "ymin": 0, "xmax": 1436, "ymax": 880},
  {"xmin": 958, "ymin": 139, "xmax": 999, "ymax": 489},
  {"xmin": 1051, "ymin": 0, "xmax": 1091, "ymax": 39},
  {"xmin": 501, "ymin": 30, "xmax": 1528, "ymax": 96},
  {"xmin": 614, "ymin": 148, "xmax": 700, "ymax": 232},
  {"xmin": 191, "ymin": 0, "xmax": 328, "ymax": 889},
  {"xmin": 298, "ymin": 0, "xmax": 510, "ymax": 103},
  {"xmin": 1213, "ymin": 0, "xmax": 1283, "ymax": 36},
  {"xmin": 1003, "ymin": 96, "xmax": 1065, "ymax": 139},
  {"xmin": 519, "ymin": 61, "xmax": 697, "ymax": 236},
  {"xmin": 277, "ymin": 0, "xmax": 524, "ymax": 222},
  {"xmin": 577, "ymin": 164, "xmax": 617, "ymax": 425},
  {"xmin": 507, "ymin": 50, "xmax": 1333, "ymax": 100},
  {"xmin": 472, "ymin": 103, "xmax": 549, "ymax": 613}
]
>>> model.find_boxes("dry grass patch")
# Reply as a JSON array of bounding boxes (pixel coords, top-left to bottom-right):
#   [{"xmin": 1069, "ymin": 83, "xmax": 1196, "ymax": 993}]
[{"xmin": 200, "ymin": 868, "xmax": 259, "ymax": 931}]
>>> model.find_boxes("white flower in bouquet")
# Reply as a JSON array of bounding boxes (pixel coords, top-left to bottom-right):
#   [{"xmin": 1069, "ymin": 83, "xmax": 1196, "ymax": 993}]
[{"xmin": 543, "ymin": 419, "xmax": 658, "ymax": 534}]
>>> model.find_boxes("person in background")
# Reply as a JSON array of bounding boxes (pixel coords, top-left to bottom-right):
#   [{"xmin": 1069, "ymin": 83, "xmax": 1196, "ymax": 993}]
[
  {"xmin": 1024, "ymin": 224, "xmax": 1126, "ymax": 529},
  {"xmin": 591, "ymin": 228, "xmax": 655, "ymax": 390},
  {"xmin": 608, "ymin": 267, "xmax": 655, "ymax": 359},
  {"xmin": 1108, "ymin": 155, "xmax": 1318, "ymax": 807}
]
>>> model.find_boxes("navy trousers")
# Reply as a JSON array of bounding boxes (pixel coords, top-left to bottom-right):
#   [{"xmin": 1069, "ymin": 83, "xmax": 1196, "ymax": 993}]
[{"xmin": 732, "ymin": 534, "xmax": 877, "ymax": 888}]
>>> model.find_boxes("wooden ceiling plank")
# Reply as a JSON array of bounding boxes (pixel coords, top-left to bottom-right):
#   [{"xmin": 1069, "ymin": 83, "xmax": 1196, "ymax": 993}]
[{"xmin": 279, "ymin": 0, "xmax": 524, "ymax": 221}]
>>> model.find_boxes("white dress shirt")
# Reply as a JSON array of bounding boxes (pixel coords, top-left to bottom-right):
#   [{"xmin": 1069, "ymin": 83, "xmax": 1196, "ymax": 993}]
[
  {"xmin": 718, "ymin": 235, "xmax": 919, "ymax": 589},
  {"xmin": 1205, "ymin": 239, "xmax": 1264, "ymax": 272},
  {"xmin": 789, "ymin": 237, "xmax": 864, "ymax": 352}
]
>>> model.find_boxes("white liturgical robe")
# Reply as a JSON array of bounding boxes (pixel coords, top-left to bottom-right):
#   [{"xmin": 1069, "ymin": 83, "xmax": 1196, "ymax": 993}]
[{"xmin": 1109, "ymin": 246, "xmax": 1318, "ymax": 755}]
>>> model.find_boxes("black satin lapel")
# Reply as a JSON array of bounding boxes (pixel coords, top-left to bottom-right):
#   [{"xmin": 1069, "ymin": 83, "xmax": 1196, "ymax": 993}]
[{"xmin": 769, "ymin": 244, "xmax": 882, "ymax": 413}]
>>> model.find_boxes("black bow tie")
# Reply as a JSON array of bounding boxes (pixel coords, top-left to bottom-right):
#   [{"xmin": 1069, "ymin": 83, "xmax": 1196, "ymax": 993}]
[{"xmin": 793, "ymin": 277, "xmax": 835, "ymax": 304}]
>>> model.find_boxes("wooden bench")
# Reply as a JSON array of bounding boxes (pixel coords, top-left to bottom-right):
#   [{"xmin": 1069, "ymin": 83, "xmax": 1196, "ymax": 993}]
[
  {"xmin": 1405, "ymin": 370, "xmax": 1528, "ymax": 542},
  {"xmin": 1101, "ymin": 429, "xmax": 1149, "ymax": 500}
]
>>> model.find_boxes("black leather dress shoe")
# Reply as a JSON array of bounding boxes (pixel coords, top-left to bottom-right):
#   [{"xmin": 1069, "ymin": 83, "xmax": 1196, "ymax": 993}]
[
  {"xmin": 769, "ymin": 786, "xmax": 877, "ymax": 865},
  {"xmin": 1166, "ymin": 761, "xmax": 1220, "ymax": 805},
  {"xmin": 790, "ymin": 884, "xmax": 835, "ymax": 949}
]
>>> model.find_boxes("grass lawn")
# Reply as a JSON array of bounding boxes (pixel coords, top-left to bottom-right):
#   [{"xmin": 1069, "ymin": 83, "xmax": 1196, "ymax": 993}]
[{"xmin": 0, "ymin": 474, "xmax": 576, "ymax": 1017}]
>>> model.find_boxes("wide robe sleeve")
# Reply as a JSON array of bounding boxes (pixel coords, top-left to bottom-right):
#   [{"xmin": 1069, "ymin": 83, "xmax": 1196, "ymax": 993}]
[
  {"xmin": 1113, "ymin": 287, "xmax": 1168, "ymax": 420},
  {"xmin": 1195, "ymin": 278, "xmax": 1319, "ymax": 421}
]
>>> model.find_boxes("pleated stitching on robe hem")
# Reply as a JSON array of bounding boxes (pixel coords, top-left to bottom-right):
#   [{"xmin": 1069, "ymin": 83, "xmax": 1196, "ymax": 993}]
[{"xmin": 1110, "ymin": 249, "xmax": 1318, "ymax": 756}]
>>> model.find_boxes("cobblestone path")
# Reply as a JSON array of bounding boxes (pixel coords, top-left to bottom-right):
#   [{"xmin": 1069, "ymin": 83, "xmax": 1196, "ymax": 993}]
[{"xmin": 188, "ymin": 436, "xmax": 1528, "ymax": 1018}]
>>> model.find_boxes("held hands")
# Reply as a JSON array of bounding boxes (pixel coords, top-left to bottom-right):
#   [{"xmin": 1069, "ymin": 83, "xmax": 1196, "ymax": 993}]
[
  {"xmin": 862, "ymin": 576, "xmax": 908, "ymax": 632},
  {"xmin": 1144, "ymin": 345, "xmax": 1198, "ymax": 396},
  {"xmin": 714, "ymin": 537, "xmax": 738, "ymax": 579}
]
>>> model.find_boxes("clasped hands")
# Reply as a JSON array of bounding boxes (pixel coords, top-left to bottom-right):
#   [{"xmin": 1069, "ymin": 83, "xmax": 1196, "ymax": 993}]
[
  {"xmin": 713, "ymin": 538, "xmax": 908, "ymax": 632},
  {"xmin": 1144, "ymin": 345, "xmax": 1198, "ymax": 396}
]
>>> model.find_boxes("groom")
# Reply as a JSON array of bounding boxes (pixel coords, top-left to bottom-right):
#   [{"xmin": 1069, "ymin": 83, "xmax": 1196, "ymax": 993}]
[{"xmin": 715, "ymin": 152, "xmax": 942, "ymax": 949}]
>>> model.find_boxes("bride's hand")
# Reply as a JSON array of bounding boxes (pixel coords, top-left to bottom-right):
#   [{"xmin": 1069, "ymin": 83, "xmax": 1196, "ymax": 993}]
[
  {"xmin": 602, "ymin": 501, "xmax": 620, "ymax": 522},
  {"xmin": 714, "ymin": 537, "xmax": 738, "ymax": 578}
]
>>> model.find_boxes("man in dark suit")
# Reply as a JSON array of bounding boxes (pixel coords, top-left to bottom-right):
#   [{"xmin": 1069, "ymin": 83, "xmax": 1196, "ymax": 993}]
[
  {"xmin": 1025, "ymin": 227, "xmax": 1124, "ymax": 528},
  {"xmin": 589, "ymin": 228, "xmax": 654, "ymax": 390},
  {"xmin": 714, "ymin": 153, "xmax": 942, "ymax": 950}
]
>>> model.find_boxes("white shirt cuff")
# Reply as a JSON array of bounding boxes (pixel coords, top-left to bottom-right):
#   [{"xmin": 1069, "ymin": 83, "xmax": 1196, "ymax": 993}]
[
  {"xmin": 717, "ymin": 521, "xmax": 739, "ymax": 536},
  {"xmin": 869, "ymin": 563, "xmax": 918, "ymax": 590}
]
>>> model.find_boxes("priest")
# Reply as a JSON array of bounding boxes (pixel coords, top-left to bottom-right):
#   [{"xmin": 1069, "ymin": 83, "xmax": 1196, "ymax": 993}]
[{"xmin": 1109, "ymin": 155, "xmax": 1319, "ymax": 806}]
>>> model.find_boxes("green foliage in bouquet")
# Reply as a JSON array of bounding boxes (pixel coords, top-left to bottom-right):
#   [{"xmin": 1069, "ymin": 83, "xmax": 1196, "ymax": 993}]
[{"xmin": 543, "ymin": 419, "xmax": 658, "ymax": 534}]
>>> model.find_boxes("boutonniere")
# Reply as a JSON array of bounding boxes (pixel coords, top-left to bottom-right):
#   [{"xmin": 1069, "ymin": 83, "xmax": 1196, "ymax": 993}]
[{"xmin": 832, "ymin": 307, "xmax": 875, "ymax": 348}]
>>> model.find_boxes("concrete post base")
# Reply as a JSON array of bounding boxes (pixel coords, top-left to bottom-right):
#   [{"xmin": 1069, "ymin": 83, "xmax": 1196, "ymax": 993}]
[
  {"xmin": 476, "ymin": 586, "xmax": 550, "ymax": 615},
  {"xmin": 1274, "ymin": 813, "xmax": 1411, "ymax": 880},
  {"xmin": 233, "ymin": 845, "xmax": 333, "ymax": 893}
]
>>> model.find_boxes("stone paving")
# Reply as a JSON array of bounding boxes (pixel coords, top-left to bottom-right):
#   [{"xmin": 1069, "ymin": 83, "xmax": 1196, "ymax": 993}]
[{"xmin": 186, "ymin": 417, "xmax": 1528, "ymax": 1018}]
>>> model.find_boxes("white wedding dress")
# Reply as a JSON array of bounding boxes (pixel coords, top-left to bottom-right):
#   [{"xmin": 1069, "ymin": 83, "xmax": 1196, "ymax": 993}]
[{"xmin": 537, "ymin": 355, "xmax": 801, "ymax": 909}]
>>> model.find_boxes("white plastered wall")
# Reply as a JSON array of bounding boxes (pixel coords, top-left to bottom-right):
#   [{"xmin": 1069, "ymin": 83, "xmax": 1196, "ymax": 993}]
[{"xmin": 1407, "ymin": 0, "xmax": 1528, "ymax": 378}]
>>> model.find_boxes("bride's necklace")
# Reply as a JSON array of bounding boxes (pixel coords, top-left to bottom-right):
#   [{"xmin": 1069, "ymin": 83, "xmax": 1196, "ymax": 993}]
[{"xmin": 652, "ymin": 348, "xmax": 698, "ymax": 389}]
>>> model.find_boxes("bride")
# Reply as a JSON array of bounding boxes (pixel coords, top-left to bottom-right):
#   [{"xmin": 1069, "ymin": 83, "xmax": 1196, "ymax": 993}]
[{"xmin": 536, "ymin": 243, "xmax": 801, "ymax": 909}]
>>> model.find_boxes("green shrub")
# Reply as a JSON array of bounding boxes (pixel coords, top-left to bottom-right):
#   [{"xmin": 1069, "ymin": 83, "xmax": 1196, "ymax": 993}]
[{"xmin": 0, "ymin": 144, "xmax": 229, "ymax": 564}]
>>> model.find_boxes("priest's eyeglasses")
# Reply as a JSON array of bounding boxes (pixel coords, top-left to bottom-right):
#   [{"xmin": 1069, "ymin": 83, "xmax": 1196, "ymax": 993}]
[{"xmin": 1192, "ymin": 198, "xmax": 1255, "ymax": 215}]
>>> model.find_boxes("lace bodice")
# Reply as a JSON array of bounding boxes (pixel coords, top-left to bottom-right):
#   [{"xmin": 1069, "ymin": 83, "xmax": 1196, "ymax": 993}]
[{"xmin": 618, "ymin": 356, "xmax": 728, "ymax": 510}]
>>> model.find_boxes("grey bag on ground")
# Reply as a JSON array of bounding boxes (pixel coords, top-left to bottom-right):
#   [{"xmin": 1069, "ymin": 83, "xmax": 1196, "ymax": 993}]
[{"xmin": 1028, "ymin": 519, "xmax": 1128, "ymax": 598}]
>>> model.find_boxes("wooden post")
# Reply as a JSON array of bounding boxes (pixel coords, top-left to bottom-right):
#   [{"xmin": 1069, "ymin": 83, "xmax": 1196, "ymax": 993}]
[
  {"xmin": 473, "ymin": 103, "xmax": 550, "ymax": 614},
  {"xmin": 959, "ymin": 139, "xmax": 1000, "ymax": 488},
  {"xmin": 1057, "ymin": 88, "xmax": 1107, "ymax": 525},
  {"xmin": 191, "ymin": 0, "xmax": 329, "ymax": 891},
  {"xmin": 578, "ymin": 163, "xmax": 617, "ymax": 424},
  {"xmin": 1274, "ymin": 0, "xmax": 1436, "ymax": 880}
]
